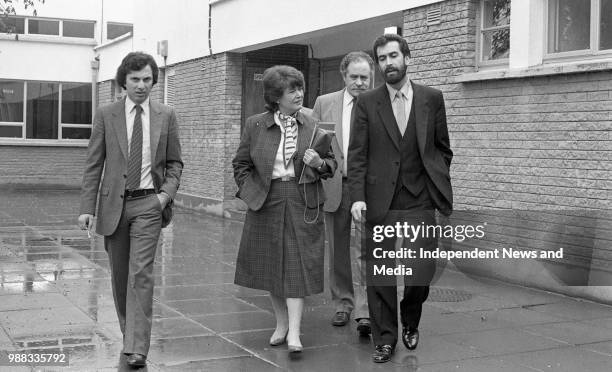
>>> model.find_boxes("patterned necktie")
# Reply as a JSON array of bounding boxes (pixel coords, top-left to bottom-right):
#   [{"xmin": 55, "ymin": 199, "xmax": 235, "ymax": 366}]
[
  {"xmin": 393, "ymin": 91, "xmax": 407, "ymax": 136},
  {"xmin": 278, "ymin": 112, "xmax": 297, "ymax": 169},
  {"xmin": 126, "ymin": 104, "xmax": 143, "ymax": 190}
]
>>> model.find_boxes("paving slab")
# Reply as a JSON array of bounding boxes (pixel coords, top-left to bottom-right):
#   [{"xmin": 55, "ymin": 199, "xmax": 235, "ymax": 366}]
[{"xmin": 1, "ymin": 186, "xmax": 611, "ymax": 371}]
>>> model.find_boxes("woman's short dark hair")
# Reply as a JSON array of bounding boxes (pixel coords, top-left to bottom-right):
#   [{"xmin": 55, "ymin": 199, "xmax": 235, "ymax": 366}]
[
  {"xmin": 372, "ymin": 34, "xmax": 411, "ymax": 61},
  {"xmin": 115, "ymin": 52, "xmax": 159, "ymax": 89},
  {"xmin": 262, "ymin": 65, "xmax": 305, "ymax": 112}
]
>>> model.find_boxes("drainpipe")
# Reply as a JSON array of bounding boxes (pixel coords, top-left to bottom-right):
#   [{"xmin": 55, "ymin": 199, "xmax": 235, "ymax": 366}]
[{"xmin": 91, "ymin": 56, "xmax": 100, "ymax": 113}]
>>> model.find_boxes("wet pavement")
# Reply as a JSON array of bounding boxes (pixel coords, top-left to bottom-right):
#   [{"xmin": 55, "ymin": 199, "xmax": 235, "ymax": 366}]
[{"xmin": 0, "ymin": 186, "xmax": 611, "ymax": 371}]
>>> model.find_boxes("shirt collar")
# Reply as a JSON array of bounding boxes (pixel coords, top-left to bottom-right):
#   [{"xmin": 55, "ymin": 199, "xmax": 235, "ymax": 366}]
[
  {"xmin": 386, "ymin": 79, "xmax": 412, "ymax": 100},
  {"xmin": 125, "ymin": 96, "xmax": 150, "ymax": 116},
  {"xmin": 274, "ymin": 110, "xmax": 302, "ymax": 129},
  {"xmin": 343, "ymin": 89, "xmax": 355, "ymax": 107}
]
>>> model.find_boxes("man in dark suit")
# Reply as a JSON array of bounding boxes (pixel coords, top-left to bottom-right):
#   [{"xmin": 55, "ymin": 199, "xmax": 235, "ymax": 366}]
[
  {"xmin": 348, "ymin": 34, "xmax": 453, "ymax": 363},
  {"xmin": 312, "ymin": 51, "xmax": 374, "ymax": 335},
  {"xmin": 78, "ymin": 52, "xmax": 183, "ymax": 368}
]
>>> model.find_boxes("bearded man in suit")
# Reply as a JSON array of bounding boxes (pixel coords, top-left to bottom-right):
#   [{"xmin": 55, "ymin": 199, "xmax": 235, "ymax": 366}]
[
  {"xmin": 78, "ymin": 52, "xmax": 183, "ymax": 368},
  {"xmin": 312, "ymin": 51, "xmax": 374, "ymax": 336},
  {"xmin": 348, "ymin": 34, "xmax": 453, "ymax": 363}
]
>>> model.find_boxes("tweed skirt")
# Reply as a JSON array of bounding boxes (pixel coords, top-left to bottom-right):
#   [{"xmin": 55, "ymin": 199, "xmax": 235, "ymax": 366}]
[{"xmin": 234, "ymin": 179, "xmax": 325, "ymax": 297}]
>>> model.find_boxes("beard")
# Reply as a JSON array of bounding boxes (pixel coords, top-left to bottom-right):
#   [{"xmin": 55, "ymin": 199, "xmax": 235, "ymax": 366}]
[{"xmin": 383, "ymin": 64, "xmax": 407, "ymax": 85}]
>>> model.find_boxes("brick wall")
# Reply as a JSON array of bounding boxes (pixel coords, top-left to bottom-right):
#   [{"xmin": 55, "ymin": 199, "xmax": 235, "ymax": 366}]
[
  {"xmin": 150, "ymin": 69, "xmax": 164, "ymax": 103},
  {"xmin": 0, "ymin": 146, "xmax": 86, "ymax": 186},
  {"xmin": 97, "ymin": 80, "xmax": 114, "ymax": 107},
  {"xmin": 163, "ymin": 53, "xmax": 242, "ymax": 214},
  {"xmin": 404, "ymin": 0, "xmax": 612, "ymax": 299},
  {"xmin": 222, "ymin": 54, "xmax": 244, "ymax": 202},
  {"xmin": 405, "ymin": 0, "xmax": 612, "ymax": 210}
]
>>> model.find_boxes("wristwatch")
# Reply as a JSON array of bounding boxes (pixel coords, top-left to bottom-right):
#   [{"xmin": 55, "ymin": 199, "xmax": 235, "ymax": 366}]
[{"xmin": 317, "ymin": 161, "xmax": 325, "ymax": 171}]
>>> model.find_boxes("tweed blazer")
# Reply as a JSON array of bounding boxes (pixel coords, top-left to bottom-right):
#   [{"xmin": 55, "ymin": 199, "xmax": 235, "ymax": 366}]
[
  {"xmin": 312, "ymin": 89, "xmax": 347, "ymax": 213},
  {"xmin": 232, "ymin": 110, "xmax": 336, "ymax": 211},
  {"xmin": 347, "ymin": 82, "xmax": 453, "ymax": 223},
  {"xmin": 79, "ymin": 98, "xmax": 183, "ymax": 235}
]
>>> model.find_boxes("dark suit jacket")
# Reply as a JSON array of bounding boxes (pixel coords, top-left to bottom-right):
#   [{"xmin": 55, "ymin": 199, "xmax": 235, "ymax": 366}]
[
  {"xmin": 79, "ymin": 98, "xmax": 183, "ymax": 235},
  {"xmin": 232, "ymin": 110, "xmax": 336, "ymax": 211},
  {"xmin": 312, "ymin": 89, "xmax": 346, "ymax": 213},
  {"xmin": 347, "ymin": 82, "xmax": 453, "ymax": 224}
]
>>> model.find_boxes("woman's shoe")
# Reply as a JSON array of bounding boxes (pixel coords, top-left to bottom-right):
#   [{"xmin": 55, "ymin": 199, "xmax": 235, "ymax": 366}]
[
  {"xmin": 288, "ymin": 344, "xmax": 303, "ymax": 353},
  {"xmin": 269, "ymin": 330, "xmax": 288, "ymax": 346}
]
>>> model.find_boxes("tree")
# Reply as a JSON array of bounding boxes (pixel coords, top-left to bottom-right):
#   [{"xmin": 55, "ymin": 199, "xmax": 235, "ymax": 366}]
[{"xmin": 1, "ymin": 0, "xmax": 45, "ymax": 33}]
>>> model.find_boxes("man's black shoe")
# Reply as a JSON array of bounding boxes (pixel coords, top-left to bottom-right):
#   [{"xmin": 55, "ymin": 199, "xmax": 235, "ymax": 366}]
[
  {"xmin": 372, "ymin": 344, "xmax": 394, "ymax": 363},
  {"xmin": 126, "ymin": 353, "xmax": 147, "ymax": 368},
  {"xmin": 331, "ymin": 311, "xmax": 350, "ymax": 326},
  {"xmin": 356, "ymin": 318, "xmax": 371, "ymax": 336},
  {"xmin": 402, "ymin": 327, "xmax": 419, "ymax": 350}
]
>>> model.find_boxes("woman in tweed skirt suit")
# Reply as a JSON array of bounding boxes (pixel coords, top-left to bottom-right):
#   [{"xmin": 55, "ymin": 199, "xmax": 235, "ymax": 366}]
[{"xmin": 232, "ymin": 65, "xmax": 336, "ymax": 352}]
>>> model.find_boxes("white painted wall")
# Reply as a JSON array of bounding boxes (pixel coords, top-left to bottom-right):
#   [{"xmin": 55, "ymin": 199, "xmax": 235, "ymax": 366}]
[
  {"xmin": 132, "ymin": 0, "xmax": 209, "ymax": 66},
  {"xmin": 95, "ymin": 36, "xmax": 134, "ymax": 82},
  {"xmin": 2, "ymin": 0, "xmax": 134, "ymax": 83},
  {"xmin": 210, "ymin": 0, "xmax": 439, "ymax": 53},
  {"xmin": 0, "ymin": 39, "xmax": 94, "ymax": 82}
]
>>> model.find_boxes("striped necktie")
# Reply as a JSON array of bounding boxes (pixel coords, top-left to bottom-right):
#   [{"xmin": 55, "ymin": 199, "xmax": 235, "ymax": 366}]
[
  {"xmin": 279, "ymin": 112, "xmax": 297, "ymax": 169},
  {"xmin": 126, "ymin": 104, "xmax": 143, "ymax": 190}
]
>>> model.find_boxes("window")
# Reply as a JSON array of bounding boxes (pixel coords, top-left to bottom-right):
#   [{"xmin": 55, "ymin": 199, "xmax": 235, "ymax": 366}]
[
  {"xmin": 548, "ymin": 0, "xmax": 612, "ymax": 55},
  {"xmin": 0, "ymin": 81, "xmax": 24, "ymax": 138},
  {"xmin": 107, "ymin": 22, "xmax": 133, "ymax": 40},
  {"xmin": 1, "ymin": 16, "xmax": 94, "ymax": 38},
  {"xmin": 61, "ymin": 83, "xmax": 92, "ymax": 139},
  {"xmin": 601, "ymin": 0, "xmax": 612, "ymax": 49},
  {"xmin": 26, "ymin": 82, "xmax": 59, "ymax": 139},
  {"xmin": 0, "ymin": 15, "xmax": 25, "ymax": 34},
  {"xmin": 28, "ymin": 18, "xmax": 59, "ymax": 36},
  {"xmin": 0, "ymin": 80, "xmax": 92, "ymax": 140},
  {"xmin": 480, "ymin": 0, "xmax": 511, "ymax": 63},
  {"xmin": 62, "ymin": 20, "xmax": 95, "ymax": 38}
]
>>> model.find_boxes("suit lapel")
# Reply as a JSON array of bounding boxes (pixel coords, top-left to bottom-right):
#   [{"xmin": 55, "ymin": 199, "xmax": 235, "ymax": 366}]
[
  {"xmin": 111, "ymin": 99, "xmax": 128, "ymax": 160},
  {"xmin": 376, "ymin": 86, "xmax": 401, "ymax": 150},
  {"xmin": 412, "ymin": 83, "xmax": 429, "ymax": 157},
  {"xmin": 149, "ymin": 101, "xmax": 162, "ymax": 163}
]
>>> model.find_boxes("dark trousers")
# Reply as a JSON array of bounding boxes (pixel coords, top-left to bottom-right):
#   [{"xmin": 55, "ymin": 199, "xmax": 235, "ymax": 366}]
[
  {"xmin": 325, "ymin": 181, "xmax": 369, "ymax": 319},
  {"xmin": 367, "ymin": 187, "xmax": 436, "ymax": 347},
  {"xmin": 104, "ymin": 193, "xmax": 162, "ymax": 356}
]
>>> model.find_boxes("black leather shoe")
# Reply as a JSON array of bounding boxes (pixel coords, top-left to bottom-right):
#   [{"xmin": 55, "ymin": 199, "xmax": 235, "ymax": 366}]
[
  {"xmin": 402, "ymin": 327, "xmax": 419, "ymax": 350},
  {"xmin": 126, "ymin": 353, "xmax": 147, "ymax": 368},
  {"xmin": 331, "ymin": 311, "xmax": 350, "ymax": 326},
  {"xmin": 372, "ymin": 344, "xmax": 394, "ymax": 363},
  {"xmin": 356, "ymin": 318, "xmax": 371, "ymax": 336}
]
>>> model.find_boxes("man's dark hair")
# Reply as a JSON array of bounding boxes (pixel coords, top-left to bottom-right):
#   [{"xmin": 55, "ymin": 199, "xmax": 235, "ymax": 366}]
[
  {"xmin": 262, "ymin": 65, "xmax": 305, "ymax": 112},
  {"xmin": 372, "ymin": 34, "xmax": 411, "ymax": 61},
  {"xmin": 339, "ymin": 51, "xmax": 374, "ymax": 77},
  {"xmin": 115, "ymin": 52, "xmax": 159, "ymax": 89}
]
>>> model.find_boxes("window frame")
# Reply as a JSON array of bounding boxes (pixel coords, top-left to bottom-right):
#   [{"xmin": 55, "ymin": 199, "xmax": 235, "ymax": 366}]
[
  {"xmin": 477, "ymin": 0, "xmax": 511, "ymax": 68},
  {"xmin": 0, "ymin": 15, "xmax": 25, "ymax": 34},
  {"xmin": 0, "ymin": 15, "xmax": 95, "ymax": 39},
  {"xmin": 62, "ymin": 19, "xmax": 96, "ymax": 39},
  {"xmin": 106, "ymin": 21, "xmax": 133, "ymax": 41},
  {"xmin": 544, "ymin": 0, "xmax": 612, "ymax": 61},
  {"xmin": 0, "ymin": 80, "xmax": 93, "ymax": 141}
]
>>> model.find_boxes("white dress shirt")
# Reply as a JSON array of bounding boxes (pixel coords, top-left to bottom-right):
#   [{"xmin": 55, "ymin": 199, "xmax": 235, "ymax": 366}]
[
  {"xmin": 341, "ymin": 90, "xmax": 354, "ymax": 176},
  {"xmin": 271, "ymin": 111, "xmax": 297, "ymax": 179},
  {"xmin": 125, "ymin": 96, "xmax": 153, "ymax": 189}
]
